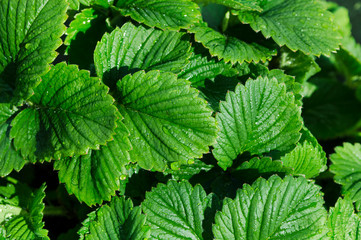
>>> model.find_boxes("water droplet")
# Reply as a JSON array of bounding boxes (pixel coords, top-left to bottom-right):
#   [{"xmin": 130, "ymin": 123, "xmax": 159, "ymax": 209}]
[
  {"xmin": 171, "ymin": 162, "xmax": 181, "ymax": 170},
  {"xmin": 25, "ymin": 43, "xmax": 32, "ymax": 49},
  {"xmin": 120, "ymin": 174, "xmax": 127, "ymax": 180}
]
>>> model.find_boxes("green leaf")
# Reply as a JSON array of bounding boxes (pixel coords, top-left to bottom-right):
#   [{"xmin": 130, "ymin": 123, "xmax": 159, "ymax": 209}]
[
  {"xmin": 303, "ymin": 77, "xmax": 361, "ymax": 139},
  {"xmin": 79, "ymin": 196, "xmax": 149, "ymax": 240},
  {"xmin": 164, "ymin": 159, "xmax": 214, "ymax": 180},
  {"xmin": 54, "ymin": 119, "xmax": 132, "ymax": 206},
  {"xmin": 116, "ymin": 70, "xmax": 217, "ymax": 171},
  {"xmin": 332, "ymin": 37, "xmax": 361, "ymax": 84},
  {"xmin": 142, "ymin": 180, "xmax": 209, "ymax": 239},
  {"xmin": 237, "ymin": 156, "xmax": 292, "ymax": 175},
  {"xmin": 10, "ymin": 63, "xmax": 118, "ymax": 162},
  {"xmin": 330, "ymin": 143, "xmax": 361, "ymax": 202},
  {"xmin": 328, "ymin": 198, "xmax": 361, "ymax": 239},
  {"xmin": 190, "ymin": 23, "xmax": 277, "ymax": 64},
  {"xmin": 115, "ymin": 0, "xmax": 202, "ymax": 30},
  {"xmin": 213, "ymin": 175, "xmax": 328, "ymax": 239},
  {"xmin": 236, "ymin": 0, "xmax": 341, "ymax": 56},
  {"xmin": 195, "ymin": 0, "xmax": 262, "ymax": 11},
  {"xmin": 65, "ymin": 8, "xmax": 108, "ymax": 70},
  {"xmin": 0, "ymin": 0, "xmax": 67, "ymax": 104},
  {"xmin": 67, "ymin": 0, "xmax": 80, "ymax": 10},
  {"xmin": 1, "ymin": 180, "xmax": 49, "ymax": 240},
  {"xmin": 94, "ymin": 22, "xmax": 192, "ymax": 88},
  {"xmin": 0, "ymin": 104, "xmax": 26, "ymax": 177},
  {"xmin": 279, "ymin": 128, "xmax": 327, "ymax": 178},
  {"xmin": 178, "ymin": 49, "xmax": 239, "ymax": 88},
  {"xmin": 278, "ymin": 47, "xmax": 321, "ymax": 83},
  {"xmin": 213, "ymin": 76, "xmax": 302, "ymax": 170}
]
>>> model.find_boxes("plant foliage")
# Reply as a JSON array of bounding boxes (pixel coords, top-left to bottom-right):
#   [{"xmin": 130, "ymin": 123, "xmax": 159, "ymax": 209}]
[{"xmin": 1, "ymin": 0, "xmax": 361, "ymax": 239}]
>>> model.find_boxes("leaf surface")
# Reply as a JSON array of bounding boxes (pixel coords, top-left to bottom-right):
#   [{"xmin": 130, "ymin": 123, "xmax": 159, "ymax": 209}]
[
  {"xmin": 0, "ymin": 0, "xmax": 67, "ymax": 104},
  {"xmin": 79, "ymin": 196, "xmax": 149, "ymax": 240},
  {"xmin": 213, "ymin": 76, "xmax": 302, "ymax": 169},
  {"xmin": 142, "ymin": 180, "xmax": 209, "ymax": 239},
  {"xmin": 54, "ymin": 119, "xmax": 132, "ymax": 206},
  {"xmin": 213, "ymin": 175, "xmax": 328, "ymax": 239},
  {"xmin": 0, "ymin": 104, "xmax": 25, "ymax": 177},
  {"xmin": 1, "ymin": 181, "xmax": 48, "ymax": 240},
  {"xmin": 10, "ymin": 63, "xmax": 118, "ymax": 161},
  {"xmin": 115, "ymin": 0, "xmax": 202, "ymax": 30},
  {"xmin": 236, "ymin": 0, "xmax": 341, "ymax": 56},
  {"xmin": 280, "ymin": 128, "xmax": 327, "ymax": 178},
  {"xmin": 190, "ymin": 23, "xmax": 277, "ymax": 64},
  {"xmin": 116, "ymin": 70, "xmax": 217, "ymax": 171},
  {"xmin": 330, "ymin": 143, "xmax": 361, "ymax": 202},
  {"xmin": 328, "ymin": 198, "xmax": 361, "ymax": 239},
  {"xmin": 195, "ymin": 0, "xmax": 262, "ymax": 11},
  {"xmin": 94, "ymin": 22, "xmax": 192, "ymax": 87}
]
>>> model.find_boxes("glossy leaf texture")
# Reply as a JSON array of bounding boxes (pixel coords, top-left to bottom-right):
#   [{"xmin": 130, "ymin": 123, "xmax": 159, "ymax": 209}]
[
  {"xmin": 54, "ymin": 119, "xmax": 132, "ymax": 206},
  {"xmin": 0, "ymin": 0, "xmax": 67, "ymax": 104},
  {"xmin": 0, "ymin": 181, "xmax": 48, "ymax": 240},
  {"xmin": 116, "ymin": 70, "xmax": 218, "ymax": 171},
  {"xmin": 236, "ymin": 0, "xmax": 341, "ymax": 56},
  {"xmin": 327, "ymin": 198, "xmax": 361, "ymax": 239},
  {"xmin": 115, "ymin": 0, "xmax": 202, "ymax": 30},
  {"xmin": 330, "ymin": 143, "xmax": 361, "ymax": 202},
  {"xmin": 10, "ymin": 63, "xmax": 118, "ymax": 162},
  {"xmin": 190, "ymin": 22, "xmax": 277, "ymax": 64},
  {"xmin": 213, "ymin": 76, "xmax": 302, "ymax": 170},
  {"xmin": 213, "ymin": 175, "xmax": 328, "ymax": 239},
  {"xmin": 0, "ymin": 104, "xmax": 25, "ymax": 177},
  {"xmin": 79, "ymin": 196, "xmax": 150, "ymax": 239},
  {"xmin": 142, "ymin": 180, "xmax": 209, "ymax": 239},
  {"xmin": 94, "ymin": 22, "xmax": 192, "ymax": 88}
]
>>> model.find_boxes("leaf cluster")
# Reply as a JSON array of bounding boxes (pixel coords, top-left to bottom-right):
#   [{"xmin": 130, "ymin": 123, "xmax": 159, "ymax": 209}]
[{"xmin": 1, "ymin": 0, "xmax": 361, "ymax": 239}]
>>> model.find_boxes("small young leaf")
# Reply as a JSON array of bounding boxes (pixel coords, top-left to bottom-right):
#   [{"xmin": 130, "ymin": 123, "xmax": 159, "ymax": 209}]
[
  {"xmin": 190, "ymin": 22, "xmax": 277, "ymax": 64},
  {"xmin": 142, "ymin": 180, "xmax": 209, "ymax": 239},
  {"xmin": 0, "ymin": 0, "xmax": 67, "ymax": 104},
  {"xmin": 0, "ymin": 104, "xmax": 25, "ymax": 177},
  {"xmin": 213, "ymin": 76, "xmax": 302, "ymax": 169},
  {"xmin": 10, "ymin": 63, "xmax": 118, "ymax": 161},
  {"xmin": 116, "ymin": 70, "xmax": 218, "ymax": 171},
  {"xmin": 278, "ymin": 47, "xmax": 321, "ymax": 83},
  {"xmin": 115, "ymin": 0, "xmax": 202, "ymax": 30},
  {"xmin": 0, "ymin": 181, "xmax": 48, "ymax": 240},
  {"xmin": 236, "ymin": 0, "xmax": 341, "ymax": 56},
  {"xmin": 330, "ymin": 143, "xmax": 361, "ymax": 202},
  {"xmin": 65, "ymin": 8, "xmax": 108, "ymax": 70},
  {"xmin": 94, "ymin": 22, "xmax": 192, "ymax": 88},
  {"xmin": 79, "ymin": 196, "xmax": 149, "ymax": 240},
  {"xmin": 54, "ymin": 119, "xmax": 132, "ymax": 206},
  {"xmin": 213, "ymin": 175, "xmax": 328, "ymax": 239},
  {"xmin": 280, "ymin": 128, "xmax": 327, "ymax": 178}
]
